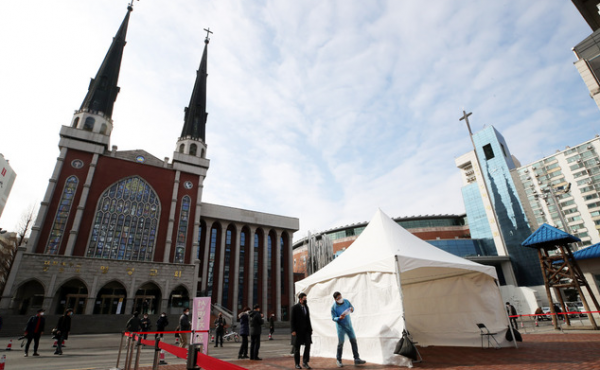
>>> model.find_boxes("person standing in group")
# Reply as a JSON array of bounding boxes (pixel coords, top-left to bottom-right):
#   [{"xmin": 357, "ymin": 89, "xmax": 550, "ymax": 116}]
[
  {"xmin": 331, "ymin": 292, "xmax": 366, "ymax": 367},
  {"xmin": 23, "ymin": 308, "xmax": 46, "ymax": 357},
  {"xmin": 126, "ymin": 311, "xmax": 142, "ymax": 334},
  {"xmin": 140, "ymin": 313, "xmax": 152, "ymax": 340},
  {"xmin": 53, "ymin": 309, "xmax": 73, "ymax": 355},
  {"xmin": 249, "ymin": 304, "xmax": 264, "ymax": 360},
  {"xmin": 506, "ymin": 302, "xmax": 518, "ymax": 329},
  {"xmin": 214, "ymin": 313, "xmax": 227, "ymax": 347},
  {"xmin": 291, "ymin": 292, "xmax": 313, "ymax": 369},
  {"xmin": 156, "ymin": 312, "xmax": 169, "ymax": 339},
  {"xmin": 179, "ymin": 308, "xmax": 191, "ymax": 348},
  {"xmin": 269, "ymin": 313, "xmax": 276, "ymax": 340},
  {"xmin": 237, "ymin": 307, "xmax": 250, "ymax": 359}
]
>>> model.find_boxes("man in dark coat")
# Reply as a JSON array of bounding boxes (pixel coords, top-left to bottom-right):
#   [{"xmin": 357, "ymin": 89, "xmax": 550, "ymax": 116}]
[
  {"xmin": 126, "ymin": 311, "xmax": 142, "ymax": 333},
  {"xmin": 156, "ymin": 312, "xmax": 169, "ymax": 339},
  {"xmin": 249, "ymin": 304, "xmax": 264, "ymax": 360},
  {"xmin": 24, "ymin": 308, "xmax": 46, "ymax": 357},
  {"xmin": 179, "ymin": 308, "xmax": 191, "ymax": 348},
  {"xmin": 291, "ymin": 292, "xmax": 313, "ymax": 369},
  {"xmin": 54, "ymin": 308, "xmax": 73, "ymax": 355},
  {"xmin": 214, "ymin": 313, "xmax": 227, "ymax": 347}
]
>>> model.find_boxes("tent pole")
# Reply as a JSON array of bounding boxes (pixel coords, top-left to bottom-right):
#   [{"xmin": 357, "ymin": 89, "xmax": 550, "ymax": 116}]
[{"xmin": 394, "ymin": 256, "xmax": 408, "ymax": 328}]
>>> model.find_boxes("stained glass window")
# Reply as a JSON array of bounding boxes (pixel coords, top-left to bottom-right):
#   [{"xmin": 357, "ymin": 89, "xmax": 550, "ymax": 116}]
[
  {"xmin": 238, "ymin": 230, "xmax": 246, "ymax": 310},
  {"xmin": 174, "ymin": 196, "xmax": 191, "ymax": 263},
  {"xmin": 87, "ymin": 177, "xmax": 160, "ymax": 261},
  {"xmin": 45, "ymin": 176, "xmax": 79, "ymax": 254},
  {"xmin": 223, "ymin": 229, "xmax": 232, "ymax": 307},
  {"xmin": 206, "ymin": 228, "xmax": 218, "ymax": 298}
]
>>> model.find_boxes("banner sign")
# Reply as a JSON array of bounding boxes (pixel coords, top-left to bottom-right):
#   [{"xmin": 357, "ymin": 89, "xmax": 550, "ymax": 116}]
[{"xmin": 192, "ymin": 297, "xmax": 211, "ymax": 354}]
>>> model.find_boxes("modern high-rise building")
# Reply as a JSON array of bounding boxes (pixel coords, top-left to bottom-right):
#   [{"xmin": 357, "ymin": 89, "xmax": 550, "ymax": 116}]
[
  {"xmin": 572, "ymin": 0, "xmax": 600, "ymax": 111},
  {"xmin": 512, "ymin": 136, "xmax": 600, "ymax": 249},
  {"xmin": 455, "ymin": 126, "xmax": 543, "ymax": 287}
]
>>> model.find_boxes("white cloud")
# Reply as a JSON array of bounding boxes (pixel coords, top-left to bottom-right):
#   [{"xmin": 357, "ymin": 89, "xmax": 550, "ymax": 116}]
[{"xmin": 0, "ymin": 0, "xmax": 599, "ymax": 243}]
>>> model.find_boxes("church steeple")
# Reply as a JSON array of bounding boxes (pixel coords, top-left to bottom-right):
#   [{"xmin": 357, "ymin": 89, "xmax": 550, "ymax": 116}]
[
  {"xmin": 79, "ymin": 5, "xmax": 132, "ymax": 119},
  {"xmin": 175, "ymin": 29, "xmax": 211, "ymax": 160},
  {"xmin": 181, "ymin": 34, "xmax": 210, "ymax": 142}
]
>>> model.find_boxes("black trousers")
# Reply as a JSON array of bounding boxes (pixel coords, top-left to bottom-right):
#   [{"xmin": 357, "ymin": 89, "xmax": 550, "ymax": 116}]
[
  {"xmin": 25, "ymin": 333, "xmax": 41, "ymax": 354},
  {"xmin": 215, "ymin": 329, "xmax": 224, "ymax": 346},
  {"xmin": 250, "ymin": 334, "xmax": 261, "ymax": 359},
  {"xmin": 294, "ymin": 334, "xmax": 311, "ymax": 365},
  {"xmin": 238, "ymin": 335, "xmax": 248, "ymax": 356}
]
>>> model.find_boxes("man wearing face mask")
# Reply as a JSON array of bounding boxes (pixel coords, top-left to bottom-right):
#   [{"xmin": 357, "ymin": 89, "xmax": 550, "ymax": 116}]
[
  {"xmin": 331, "ymin": 292, "xmax": 366, "ymax": 367},
  {"xmin": 179, "ymin": 308, "xmax": 191, "ymax": 348},
  {"xmin": 23, "ymin": 309, "xmax": 45, "ymax": 357},
  {"xmin": 291, "ymin": 292, "xmax": 312, "ymax": 369},
  {"xmin": 156, "ymin": 312, "xmax": 169, "ymax": 340},
  {"xmin": 53, "ymin": 309, "xmax": 73, "ymax": 355}
]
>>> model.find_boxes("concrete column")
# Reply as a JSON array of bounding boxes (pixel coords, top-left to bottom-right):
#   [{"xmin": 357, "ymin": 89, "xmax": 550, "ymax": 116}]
[
  {"xmin": 42, "ymin": 274, "xmax": 58, "ymax": 312},
  {"xmin": 192, "ymin": 259, "xmax": 200, "ymax": 299},
  {"xmin": 163, "ymin": 171, "xmax": 181, "ymax": 262},
  {"xmin": 65, "ymin": 153, "xmax": 99, "ymax": 256},
  {"xmin": 201, "ymin": 220, "xmax": 213, "ymax": 293},
  {"xmin": 247, "ymin": 228, "xmax": 255, "ymax": 306},
  {"xmin": 288, "ymin": 233, "xmax": 294, "ymax": 316},
  {"xmin": 85, "ymin": 276, "xmax": 99, "ymax": 315},
  {"xmin": 128, "ymin": 277, "xmax": 137, "ymax": 314},
  {"xmin": 275, "ymin": 230, "xmax": 282, "ymax": 321},
  {"xmin": 232, "ymin": 224, "xmax": 241, "ymax": 320},
  {"xmin": 27, "ymin": 147, "xmax": 68, "ymax": 253},
  {"xmin": 262, "ymin": 232, "xmax": 268, "ymax": 313},
  {"xmin": 217, "ymin": 225, "xmax": 227, "ymax": 305}
]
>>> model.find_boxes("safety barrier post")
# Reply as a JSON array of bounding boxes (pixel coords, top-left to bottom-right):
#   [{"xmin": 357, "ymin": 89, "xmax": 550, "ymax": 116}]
[
  {"xmin": 133, "ymin": 335, "xmax": 143, "ymax": 370},
  {"xmin": 115, "ymin": 332, "xmax": 126, "ymax": 370},
  {"xmin": 125, "ymin": 335, "xmax": 136, "ymax": 370},
  {"xmin": 187, "ymin": 343, "xmax": 203, "ymax": 370},
  {"xmin": 152, "ymin": 337, "xmax": 160, "ymax": 370}
]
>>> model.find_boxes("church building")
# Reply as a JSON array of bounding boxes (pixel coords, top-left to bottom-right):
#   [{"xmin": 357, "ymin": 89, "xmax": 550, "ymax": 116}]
[{"xmin": 0, "ymin": 5, "xmax": 298, "ymax": 321}]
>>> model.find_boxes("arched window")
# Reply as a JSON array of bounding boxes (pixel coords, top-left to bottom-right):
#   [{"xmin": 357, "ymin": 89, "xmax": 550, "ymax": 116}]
[
  {"xmin": 189, "ymin": 144, "xmax": 197, "ymax": 156},
  {"xmin": 86, "ymin": 177, "xmax": 160, "ymax": 261},
  {"xmin": 223, "ymin": 228, "xmax": 233, "ymax": 308},
  {"xmin": 45, "ymin": 176, "xmax": 78, "ymax": 254},
  {"xmin": 72, "ymin": 117, "xmax": 80, "ymax": 128},
  {"xmin": 200, "ymin": 149, "xmax": 205, "ymax": 158},
  {"xmin": 174, "ymin": 196, "xmax": 191, "ymax": 263},
  {"xmin": 83, "ymin": 117, "xmax": 95, "ymax": 131},
  {"xmin": 100, "ymin": 123, "xmax": 107, "ymax": 135},
  {"xmin": 179, "ymin": 144, "xmax": 185, "ymax": 153}
]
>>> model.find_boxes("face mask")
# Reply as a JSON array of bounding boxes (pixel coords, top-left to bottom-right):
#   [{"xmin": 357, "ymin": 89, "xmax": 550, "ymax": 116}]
[
  {"xmin": 161, "ymin": 314, "xmax": 166, "ymax": 317},
  {"xmin": 336, "ymin": 298, "xmax": 344, "ymax": 304},
  {"xmin": 184, "ymin": 312, "xmax": 189, "ymax": 315},
  {"xmin": 69, "ymin": 312, "xmax": 73, "ymax": 316},
  {"xmin": 40, "ymin": 312, "xmax": 45, "ymax": 316}
]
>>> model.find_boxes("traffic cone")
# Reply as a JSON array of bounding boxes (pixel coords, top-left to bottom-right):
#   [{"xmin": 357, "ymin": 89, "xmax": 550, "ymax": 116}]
[
  {"xmin": 0, "ymin": 354, "xmax": 5, "ymax": 370},
  {"xmin": 520, "ymin": 322, "xmax": 524, "ymax": 328},
  {"xmin": 175, "ymin": 336, "xmax": 179, "ymax": 346},
  {"xmin": 53, "ymin": 340, "xmax": 58, "ymax": 347},
  {"xmin": 268, "ymin": 333, "xmax": 272, "ymax": 340},
  {"xmin": 159, "ymin": 349, "xmax": 167, "ymax": 365},
  {"xmin": 535, "ymin": 320, "xmax": 539, "ymax": 327},
  {"xmin": 211, "ymin": 334, "xmax": 214, "ymax": 342},
  {"xmin": 5, "ymin": 340, "xmax": 11, "ymax": 351}
]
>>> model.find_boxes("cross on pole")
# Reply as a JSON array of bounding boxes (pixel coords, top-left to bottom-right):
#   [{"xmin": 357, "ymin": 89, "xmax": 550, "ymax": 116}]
[
  {"xmin": 128, "ymin": 0, "xmax": 139, "ymax": 10},
  {"xmin": 459, "ymin": 110, "xmax": 473, "ymax": 136},
  {"xmin": 204, "ymin": 28, "xmax": 213, "ymax": 41}
]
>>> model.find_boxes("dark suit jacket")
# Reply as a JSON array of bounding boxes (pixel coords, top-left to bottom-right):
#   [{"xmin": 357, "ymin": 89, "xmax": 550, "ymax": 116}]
[
  {"xmin": 25, "ymin": 315, "xmax": 45, "ymax": 335},
  {"xmin": 290, "ymin": 303, "xmax": 312, "ymax": 345}
]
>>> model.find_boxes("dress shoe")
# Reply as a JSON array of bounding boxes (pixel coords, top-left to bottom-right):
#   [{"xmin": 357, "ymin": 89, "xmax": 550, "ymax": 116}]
[
  {"xmin": 255, "ymin": 357, "xmax": 262, "ymax": 360},
  {"xmin": 354, "ymin": 358, "xmax": 366, "ymax": 365},
  {"xmin": 33, "ymin": 353, "xmax": 40, "ymax": 356},
  {"xmin": 242, "ymin": 355, "xmax": 249, "ymax": 359},
  {"xmin": 303, "ymin": 363, "xmax": 312, "ymax": 369}
]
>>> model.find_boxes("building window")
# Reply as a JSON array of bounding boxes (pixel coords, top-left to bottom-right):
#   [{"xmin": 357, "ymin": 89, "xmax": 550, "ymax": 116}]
[
  {"xmin": 174, "ymin": 196, "xmax": 191, "ymax": 263},
  {"xmin": 238, "ymin": 230, "xmax": 247, "ymax": 310},
  {"xmin": 179, "ymin": 144, "xmax": 185, "ymax": 153},
  {"xmin": 483, "ymin": 144, "xmax": 495, "ymax": 160},
  {"xmin": 72, "ymin": 117, "xmax": 80, "ymax": 128},
  {"xmin": 207, "ymin": 228, "xmax": 218, "ymax": 298},
  {"xmin": 223, "ymin": 229, "xmax": 232, "ymax": 308},
  {"xmin": 45, "ymin": 176, "xmax": 78, "ymax": 254},
  {"xmin": 83, "ymin": 117, "xmax": 95, "ymax": 131},
  {"xmin": 86, "ymin": 176, "xmax": 160, "ymax": 261},
  {"xmin": 190, "ymin": 144, "xmax": 197, "ymax": 156},
  {"xmin": 100, "ymin": 123, "xmax": 108, "ymax": 135}
]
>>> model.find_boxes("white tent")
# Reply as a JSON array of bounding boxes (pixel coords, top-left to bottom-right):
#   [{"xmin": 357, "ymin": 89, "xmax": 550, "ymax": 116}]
[{"xmin": 295, "ymin": 209, "xmax": 512, "ymax": 367}]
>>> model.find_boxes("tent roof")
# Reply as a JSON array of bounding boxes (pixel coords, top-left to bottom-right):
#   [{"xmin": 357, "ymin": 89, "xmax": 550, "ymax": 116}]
[
  {"xmin": 521, "ymin": 223, "xmax": 581, "ymax": 248},
  {"xmin": 296, "ymin": 209, "xmax": 497, "ymax": 291}
]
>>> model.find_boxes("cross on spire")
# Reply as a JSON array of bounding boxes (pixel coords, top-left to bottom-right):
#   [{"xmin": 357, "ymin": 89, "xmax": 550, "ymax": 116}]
[
  {"xmin": 204, "ymin": 28, "xmax": 213, "ymax": 42},
  {"xmin": 127, "ymin": 0, "xmax": 138, "ymax": 11},
  {"xmin": 459, "ymin": 110, "xmax": 473, "ymax": 136}
]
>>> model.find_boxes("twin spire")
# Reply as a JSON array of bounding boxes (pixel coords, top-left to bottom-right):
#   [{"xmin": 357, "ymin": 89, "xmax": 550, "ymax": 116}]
[{"xmin": 79, "ymin": 4, "xmax": 209, "ymax": 143}]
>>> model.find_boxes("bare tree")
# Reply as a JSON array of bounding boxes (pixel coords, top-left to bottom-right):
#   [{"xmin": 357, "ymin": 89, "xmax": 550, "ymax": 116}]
[
  {"xmin": 16, "ymin": 203, "xmax": 38, "ymax": 247},
  {"xmin": 0, "ymin": 234, "xmax": 17, "ymax": 295}
]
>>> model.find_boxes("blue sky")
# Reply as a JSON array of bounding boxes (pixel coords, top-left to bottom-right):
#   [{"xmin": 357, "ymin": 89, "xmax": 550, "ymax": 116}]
[{"xmin": 1, "ymin": 0, "xmax": 599, "ymax": 240}]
